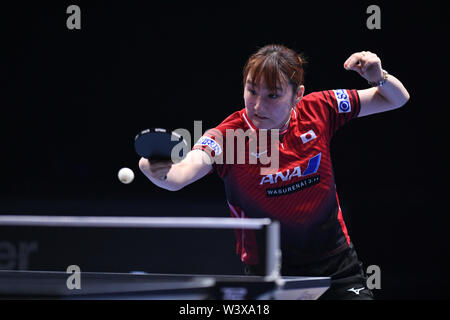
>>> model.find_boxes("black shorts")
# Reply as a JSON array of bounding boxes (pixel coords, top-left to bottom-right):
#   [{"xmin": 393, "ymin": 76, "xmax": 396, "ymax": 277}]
[{"xmin": 243, "ymin": 243, "xmax": 374, "ymax": 300}]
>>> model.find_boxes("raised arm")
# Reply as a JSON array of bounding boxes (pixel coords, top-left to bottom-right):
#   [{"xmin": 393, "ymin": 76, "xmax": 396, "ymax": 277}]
[
  {"xmin": 344, "ymin": 51, "xmax": 410, "ymax": 117},
  {"xmin": 138, "ymin": 149, "xmax": 213, "ymax": 191}
]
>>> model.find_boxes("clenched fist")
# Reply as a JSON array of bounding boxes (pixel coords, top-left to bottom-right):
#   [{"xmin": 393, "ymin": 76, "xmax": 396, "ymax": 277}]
[{"xmin": 344, "ymin": 51, "xmax": 384, "ymax": 84}]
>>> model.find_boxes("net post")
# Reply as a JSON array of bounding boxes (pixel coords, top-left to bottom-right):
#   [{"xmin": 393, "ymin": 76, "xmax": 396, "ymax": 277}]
[{"xmin": 263, "ymin": 220, "xmax": 281, "ymax": 279}]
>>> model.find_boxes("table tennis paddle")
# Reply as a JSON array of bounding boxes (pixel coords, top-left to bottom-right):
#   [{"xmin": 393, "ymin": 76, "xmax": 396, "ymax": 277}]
[{"xmin": 134, "ymin": 128, "xmax": 187, "ymax": 161}]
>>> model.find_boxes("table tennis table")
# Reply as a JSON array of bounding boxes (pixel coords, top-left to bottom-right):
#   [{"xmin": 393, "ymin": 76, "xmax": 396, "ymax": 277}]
[
  {"xmin": 0, "ymin": 270, "xmax": 330, "ymax": 300},
  {"xmin": 0, "ymin": 215, "xmax": 331, "ymax": 299}
]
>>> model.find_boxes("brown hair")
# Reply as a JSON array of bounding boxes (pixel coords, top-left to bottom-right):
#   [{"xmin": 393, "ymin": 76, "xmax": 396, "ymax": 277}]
[{"xmin": 243, "ymin": 44, "xmax": 306, "ymax": 94}]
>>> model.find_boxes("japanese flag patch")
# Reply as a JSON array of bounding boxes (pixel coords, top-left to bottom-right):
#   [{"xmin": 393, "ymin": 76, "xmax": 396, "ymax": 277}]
[{"xmin": 300, "ymin": 129, "xmax": 317, "ymax": 144}]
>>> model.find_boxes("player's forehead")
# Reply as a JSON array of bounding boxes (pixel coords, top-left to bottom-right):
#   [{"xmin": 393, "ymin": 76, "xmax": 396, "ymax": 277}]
[{"xmin": 245, "ymin": 74, "xmax": 287, "ymax": 92}]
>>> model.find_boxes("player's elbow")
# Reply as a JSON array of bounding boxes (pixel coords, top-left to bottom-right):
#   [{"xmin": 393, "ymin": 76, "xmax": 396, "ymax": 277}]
[
  {"xmin": 384, "ymin": 90, "xmax": 410, "ymax": 112},
  {"xmin": 394, "ymin": 87, "xmax": 410, "ymax": 109},
  {"xmin": 401, "ymin": 90, "xmax": 410, "ymax": 107},
  {"xmin": 395, "ymin": 89, "xmax": 410, "ymax": 109}
]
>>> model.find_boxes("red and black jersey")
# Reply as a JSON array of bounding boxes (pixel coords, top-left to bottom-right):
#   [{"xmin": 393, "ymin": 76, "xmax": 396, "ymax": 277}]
[{"xmin": 193, "ymin": 89, "xmax": 361, "ymax": 266}]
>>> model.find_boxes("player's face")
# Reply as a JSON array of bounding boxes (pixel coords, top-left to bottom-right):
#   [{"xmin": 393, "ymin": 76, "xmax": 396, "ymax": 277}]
[{"xmin": 244, "ymin": 76, "xmax": 302, "ymax": 129}]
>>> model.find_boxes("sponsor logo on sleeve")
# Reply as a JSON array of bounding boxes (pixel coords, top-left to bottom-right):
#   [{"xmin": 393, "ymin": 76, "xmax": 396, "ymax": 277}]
[
  {"xmin": 194, "ymin": 136, "xmax": 222, "ymax": 156},
  {"xmin": 333, "ymin": 89, "xmax": 351, "ymax": 113}
]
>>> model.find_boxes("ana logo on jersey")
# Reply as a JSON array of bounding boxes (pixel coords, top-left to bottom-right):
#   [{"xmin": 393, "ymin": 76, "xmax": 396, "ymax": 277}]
[{"xmin": 259, "ymin": 153, "xmax": 321, "ymax": 185}]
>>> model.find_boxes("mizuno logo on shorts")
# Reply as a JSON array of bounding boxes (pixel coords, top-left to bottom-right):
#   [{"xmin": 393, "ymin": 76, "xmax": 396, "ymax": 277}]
[{"xmin": 347, "ymin": 287, "xmax": 365, "ymax": 295}]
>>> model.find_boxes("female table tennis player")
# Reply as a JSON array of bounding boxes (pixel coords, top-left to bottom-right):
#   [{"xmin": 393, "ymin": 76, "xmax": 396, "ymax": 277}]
[{"xmin": 139, "ymin": 44, "xmax": 409, "ymax": 299}]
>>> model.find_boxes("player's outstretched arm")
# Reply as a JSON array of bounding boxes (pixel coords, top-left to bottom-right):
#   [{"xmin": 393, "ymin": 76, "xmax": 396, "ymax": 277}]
[
  {"xmin": 344, "ymin": 51, "xmax": 410, "ymax": 117},
  {"xmin": 138, "ymin": 149, "xmax": 213, "ymax": 191}
]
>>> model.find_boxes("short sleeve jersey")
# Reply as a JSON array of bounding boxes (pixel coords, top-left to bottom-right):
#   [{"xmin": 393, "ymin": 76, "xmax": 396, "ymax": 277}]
[{"xmin": 193, "ymin": 89, "xmax": 361, "ymax": 266}]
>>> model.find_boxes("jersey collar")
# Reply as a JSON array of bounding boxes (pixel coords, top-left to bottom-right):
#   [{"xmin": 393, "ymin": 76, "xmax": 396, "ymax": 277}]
[
  {"xmin": 242, "ymin": 108, "xmax": 297, "ymax": 132},
  {"xmin": 242, "ymin": 110, "xmax": 257, "ymax": 131}
]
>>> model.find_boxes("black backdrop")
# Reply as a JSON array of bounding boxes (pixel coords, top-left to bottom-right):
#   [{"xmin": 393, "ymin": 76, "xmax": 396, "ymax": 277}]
[{"xmin": 0, "ymin": 1, "xmax": 449, "ymax": 299}]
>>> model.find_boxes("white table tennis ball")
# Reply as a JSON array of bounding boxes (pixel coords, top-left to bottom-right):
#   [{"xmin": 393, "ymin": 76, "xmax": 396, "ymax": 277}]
[{"xmin": 118, "ymin": 167, "xmax": 134, "ymax": 184}]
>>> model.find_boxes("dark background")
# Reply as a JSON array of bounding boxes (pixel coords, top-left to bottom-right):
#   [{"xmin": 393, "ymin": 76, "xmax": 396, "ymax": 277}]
[{"xmin": 0, "ymin": 1, "xmax": 449, "ymax": 299}]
